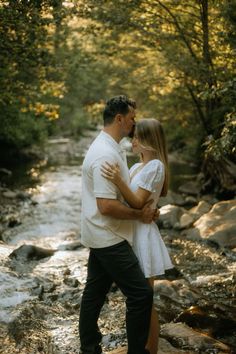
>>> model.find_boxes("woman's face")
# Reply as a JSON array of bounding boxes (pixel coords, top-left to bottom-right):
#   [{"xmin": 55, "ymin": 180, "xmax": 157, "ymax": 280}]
[{"xmin": 132, "ymin": 132, "xmax": 142, "ymax": 154}]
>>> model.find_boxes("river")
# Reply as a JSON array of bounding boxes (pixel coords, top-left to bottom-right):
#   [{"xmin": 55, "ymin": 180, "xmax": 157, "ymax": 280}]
[{"xmin": 0, "ymin": 131, "xmax": 235, "ymax": 354}]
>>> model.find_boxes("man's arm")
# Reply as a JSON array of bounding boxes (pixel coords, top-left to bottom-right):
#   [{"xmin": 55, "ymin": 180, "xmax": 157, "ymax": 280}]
[{"xmin": 97, "ymin": 198, "xmax": 154, "ymax": 224}]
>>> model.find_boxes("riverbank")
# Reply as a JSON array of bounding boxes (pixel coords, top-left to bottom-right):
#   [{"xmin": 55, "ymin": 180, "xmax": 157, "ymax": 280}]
[{"xmin": 0, "ymin": 131, "xmax": 235, "ymax": 353}]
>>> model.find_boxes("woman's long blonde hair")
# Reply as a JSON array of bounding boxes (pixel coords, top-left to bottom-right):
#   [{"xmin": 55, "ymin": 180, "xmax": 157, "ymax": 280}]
[{"xmin": 136, "ymin": 118, "xmax": 169, "ymax": 196}]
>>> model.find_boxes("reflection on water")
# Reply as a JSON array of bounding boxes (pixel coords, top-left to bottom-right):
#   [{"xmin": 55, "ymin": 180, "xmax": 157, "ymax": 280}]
[{"xmin": 1, "ymin": 156, "xmax": 84, "ymax": 190}]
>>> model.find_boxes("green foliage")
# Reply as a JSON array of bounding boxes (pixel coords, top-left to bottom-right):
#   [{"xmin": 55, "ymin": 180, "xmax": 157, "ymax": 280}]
[
  {"xmin": 0, "ymin": 0, "xmax": 235, "ymax": 192},
  {"xmin": 0, "ymin": 0, "xmax": 69, "ymax": 148},
  {"xmin": 203, "ymin": 80, "xmax": 236, "ymax": 162}
]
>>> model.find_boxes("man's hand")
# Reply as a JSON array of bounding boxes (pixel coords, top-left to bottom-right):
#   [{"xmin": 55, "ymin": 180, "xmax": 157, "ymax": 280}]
[
  {"xmin": 140, "ymin": 199, "xmax": 155, "ymax": 224},
  {"xmin": 153, "ymin": 207, "xmax": 160, "ymax": 222}
]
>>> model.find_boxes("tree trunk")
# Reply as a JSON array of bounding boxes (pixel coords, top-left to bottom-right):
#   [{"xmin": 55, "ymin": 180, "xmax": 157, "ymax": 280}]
[
  {"xmin": 202, "ymin": 155, "xmax": 236, "ymax": 195},
  {"xmin": 199, "ymin": 0, "xmax": 219, "ymax": 133}
]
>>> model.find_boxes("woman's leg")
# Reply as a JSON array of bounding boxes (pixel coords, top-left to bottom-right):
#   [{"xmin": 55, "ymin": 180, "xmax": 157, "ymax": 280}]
[{"xmin": 145, "ymin": 277, "xmax": 160, "ymax": 354}]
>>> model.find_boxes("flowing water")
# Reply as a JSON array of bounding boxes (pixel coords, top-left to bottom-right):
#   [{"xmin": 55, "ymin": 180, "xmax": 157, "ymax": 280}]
[{"xmin": 0, "ymin": 132, "xmax": 235, "ymax": 353}]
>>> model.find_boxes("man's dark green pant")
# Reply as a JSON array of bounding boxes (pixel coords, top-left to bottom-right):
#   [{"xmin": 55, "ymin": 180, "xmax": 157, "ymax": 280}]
[{"xmin": 79, "ymin": 241, "xmax": 153, "ymax": 354}]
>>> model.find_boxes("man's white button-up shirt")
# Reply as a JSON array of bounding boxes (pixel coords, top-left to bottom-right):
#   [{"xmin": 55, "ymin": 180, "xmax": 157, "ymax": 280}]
[{"xmin": 81, "ymin": 130, "xmax": 133, "ymax": 248}]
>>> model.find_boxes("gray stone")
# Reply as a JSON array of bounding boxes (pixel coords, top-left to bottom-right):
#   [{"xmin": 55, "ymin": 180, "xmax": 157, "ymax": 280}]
[
  {"xmin": 179, "ymin": 213, "xmax": 195, "ymax": 229},
  {"xmin": 16, "ymin": 191, "xmax": 31, "ymax": 200},
  {"xmin": 159, "ymin": 191, "xmax": 186, "ymax": 207},
  {"xmin": 161, "ymin": 322, "xmax": 231, "ymax": 352},
  {"xmin": 192, "ymin": 200, "xmax": 236, "ymax": 248},
  {"xmin": 154, "ymin": 279, "xmax": 200, "ymax": 306},
  {"xmin": 159, "ymin": 204, "xmax": 185, "ymax": 229},
  {"xmin": 178, "ymin": 181, "xmax": 200, "ymax": 196},
  {"xmin": 189, "ymin": 200, "xmax": 212, "ymax": 219},
  {"xmin": 184, "ymin": 195, "xmax": 198, "ymax": 206},
  {"xmin": 63, "ymin": 277, "xmax": 80, "ymax": 288},
  {"xmin": 2, "ymin": 190, "xmax": 17, "ymax": 199},
  {"xmin": 9, "ymin": 244, "xmax": 56, "ymax": 261},
  {"xmin": 0, "ymin": 168, "xmax": 12, "ymax": 176},
  {"xmin": 158, "ymin": 337, "xmax": 189, "ymax": 353}
]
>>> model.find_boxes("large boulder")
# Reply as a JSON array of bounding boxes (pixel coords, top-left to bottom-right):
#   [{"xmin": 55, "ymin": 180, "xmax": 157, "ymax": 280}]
[
  {"xmin": 154, "ymin": 279, "xmax": 200, "ymax": 306},
  {"xmin": 9, "ymin": 244, "xmax": 56, "ymax": 261},
  {"xmin": 159, "ymin": 205, "xmax": 186, "ymax": 229},
  {"xmin": 184, "ymin": 200, "xmax": 236, "ymax": 248},
  {"xmin": 178, "ymin": 201, "xmax": 212, "ymax": 229},
  {"xmin": 153, "ymin": 279, "xmax": 202, "ymax": 324},
  {"xmin": 179, "ymin": 213, "xmax": 195, "ymax": 229},
  {"xmin": 189, "ymin": 200, "xmax": 212, "ymax": 219},
  {"xmin": 161, "ymin": 322, "xmax": 231, "ymax": 353},
  {"xmin": 159, "ymin": 191, "xmax": 186, "ymax": 207}
]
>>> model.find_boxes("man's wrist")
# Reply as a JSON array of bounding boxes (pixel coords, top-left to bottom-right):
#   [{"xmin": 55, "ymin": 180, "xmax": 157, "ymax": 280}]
[{"xmin": 132, "ymin": 208, "xmax": 142, "ymax": 220}]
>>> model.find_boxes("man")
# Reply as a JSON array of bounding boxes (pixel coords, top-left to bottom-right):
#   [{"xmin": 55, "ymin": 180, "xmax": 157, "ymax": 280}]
[{"xmin": 79, "ymin": 95, "xmax": 155, "ymax": 354}]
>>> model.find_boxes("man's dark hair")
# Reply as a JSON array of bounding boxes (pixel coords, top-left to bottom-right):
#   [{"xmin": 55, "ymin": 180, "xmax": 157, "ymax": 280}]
[{"xmin": 103, "ymin": 95, "xmax": 136, "ymax": 126}]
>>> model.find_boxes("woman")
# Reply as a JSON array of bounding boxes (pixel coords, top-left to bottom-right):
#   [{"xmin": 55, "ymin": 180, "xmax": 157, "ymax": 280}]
[{"xmin": 101, "ymin": 118, "xmax": 173, "ymax": 354}]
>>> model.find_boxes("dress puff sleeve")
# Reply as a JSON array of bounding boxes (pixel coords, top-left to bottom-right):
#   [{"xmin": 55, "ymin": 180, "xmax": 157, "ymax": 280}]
[
  {"xmin": 137, "ymin": 159, "xmax": 165, "ymax": 192},
  {"xmin": 129, "ymin": 162, "xmax": 142, "ymax": 175}
]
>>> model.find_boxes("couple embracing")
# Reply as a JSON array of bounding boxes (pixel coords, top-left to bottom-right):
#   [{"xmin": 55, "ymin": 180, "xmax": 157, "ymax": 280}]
[{"xmin": 79, "ymin": 95, "xmax": 173, "ymax": 354}]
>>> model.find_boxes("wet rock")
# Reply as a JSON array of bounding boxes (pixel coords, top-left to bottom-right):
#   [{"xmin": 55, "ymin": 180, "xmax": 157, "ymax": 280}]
[
  {"xmin": 189, "ymin": 200, "xmax": 212, "ymax": 219},
  {"xmin": 107, "ymin": 346, "xmax": 127, "ymax": 353},
  {"xmin": 2, "ymin": 190, "xmax": 17, "ymax": 199},
  {"xmin": 32, "ymin": 284, "xmax": 44, "ymax": 298},
  {"xmin": 191, "ymin": 273, "xmax": 233, "ymax": 287},
  {"xmin": 63, "ymin": 268, "xmax": 71, "ymax": 276},
  {"xmin": 178, "ymin": 201, "xmax": 212, "ymax": 230},
  {"xmin": 179, "ymin": 213, "xmax": 194, "ymax": 229},
  {"xmin": 185, "ymin": 200, "xmax": 236, "ymax": 248},
  {"xmin": 175, "ymin": 305, "xmax": 236, "ymax": 337},
  {"xmin": 202, "ymin": 194, "xmax": 219, "ymax": 204},
  {"xmin": 178, "ymin": 181, "xmax": 201, "ymax": 196},
  {"xmin": 159, "ymin": 205, "xmax": 185, "ymax": 229},
  {"xmin": 153, "ymin": 279, "xmax": 201, "ymax": 323},
  {"xmin": 16, "ymin": 191, "xmax": 31, "ymax": 201},
  {"xmin": 63, "ymin": 277, "xmax": 80, "ymax": 288},
  {"xmin": 0, "ymin": 167, "xmax": 12, "ymax": 176},
  {"xmin": 7, "ymin": 304, "xmax": 51, "ymax": 350},
  {"xmin": 46, "ymin": 293, "xmax": 59, "ymax": 302},
  {"xmin": 9, "ymin": 244, "xmax": 56, "ymax": 261},
  {"xmin": 0, "ymin": 225, "xmax": 4, "ymax": 240},
  {"xmin": 158, "ymin": 337, "xmax": 190, "ymax": 353},
  {"xmin": 159, "ymin": 191, "xmax": 185, "ymax": 207},
  {"xmin": 182, "ymin": 227, "xmax": 201, "ymax": 241},
  {"xmin": 184, "ymin": 195, "xmax": 198, "ymax": 206},
  {"xmin": 154, "ymin": 279, "xmax": 200, "ymax": 304},
  {"xmin": 57, "ymin": 241, "xmax": 82, "ymax": 251},
  {"xmin": 161, "ymin": 322, "xmax": 231, "ymax": 352},
  {"xmin": 8, "ymin": 217, "xmax": 22, "ymax": 228},
  {"xmin": 43, "ymin": 282, "xmax": 57, "ymax": 293}
]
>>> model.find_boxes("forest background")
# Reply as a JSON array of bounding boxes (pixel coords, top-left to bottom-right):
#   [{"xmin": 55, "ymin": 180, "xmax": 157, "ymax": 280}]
[{"xmin": 0, "ymin": 0, "xmax": 235, "ymax": 197}]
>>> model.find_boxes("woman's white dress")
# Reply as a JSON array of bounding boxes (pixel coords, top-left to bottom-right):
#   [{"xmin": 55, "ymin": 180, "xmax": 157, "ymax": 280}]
[{"xmin": 130, "ymin": 159, "xmax": 173, "ymax": 278}]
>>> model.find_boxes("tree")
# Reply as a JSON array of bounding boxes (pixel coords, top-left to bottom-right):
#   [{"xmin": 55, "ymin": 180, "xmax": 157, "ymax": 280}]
[
  {"xmin": 0, "ymin": 1, "xmax": 69, "ymax": 148},
  {"xmin": 77, "ymin": 0, "xmax": 236, "ymax": 195}
]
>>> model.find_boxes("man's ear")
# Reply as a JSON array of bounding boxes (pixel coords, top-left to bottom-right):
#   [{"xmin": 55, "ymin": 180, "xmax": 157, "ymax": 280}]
[{"xmin": 115, "ymin": 113, "xmax": 122, "ymax": 124}]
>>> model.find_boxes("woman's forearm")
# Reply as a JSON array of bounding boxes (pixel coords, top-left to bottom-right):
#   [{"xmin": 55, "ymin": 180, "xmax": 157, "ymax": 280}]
[{"xmin": 117, "ymin": 179, "xmax": 144, "ymax": 208}]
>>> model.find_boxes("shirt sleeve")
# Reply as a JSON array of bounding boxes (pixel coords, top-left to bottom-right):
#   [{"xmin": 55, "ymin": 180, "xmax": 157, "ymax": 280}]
[
  {"xmin": 129, "ymin": 163, "xmax": 140, "ymax": 175},
  {"xmin": 137, "ymin": 160, "xmax": 164, "ymax": 192},
  {"xmin": 92, "ymin": 156, "xmax": 118, "ymax": 199}
]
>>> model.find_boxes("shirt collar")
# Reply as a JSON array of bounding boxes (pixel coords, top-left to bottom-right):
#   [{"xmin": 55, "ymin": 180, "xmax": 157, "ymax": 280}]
[{"xmin": 100, "ymin": 130, "xmax": 124, "ymax": 156}]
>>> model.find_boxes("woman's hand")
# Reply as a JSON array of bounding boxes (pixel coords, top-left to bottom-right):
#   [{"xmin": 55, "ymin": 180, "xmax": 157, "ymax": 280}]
[{"xmin": 101, "ymin": 162, "xmax": 121, "ymax": 185}]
